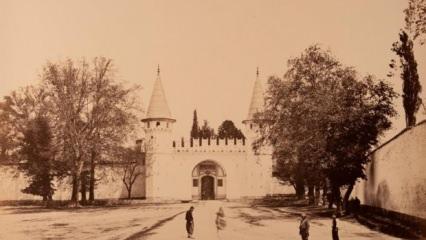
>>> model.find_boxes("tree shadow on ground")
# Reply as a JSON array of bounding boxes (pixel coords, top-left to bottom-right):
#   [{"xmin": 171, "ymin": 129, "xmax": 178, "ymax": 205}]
[
  {"xmin": 123, "ymin": 211, "xmax": 184, "ymax": 240},
  {"xmin": 236, "ymin": 205, "xmax": 301, "ymax": 227}
]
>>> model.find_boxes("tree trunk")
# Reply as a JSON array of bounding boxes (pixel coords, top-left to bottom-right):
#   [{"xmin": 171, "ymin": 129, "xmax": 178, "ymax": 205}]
[
  {"xmin": 322, "ymin": 183, "xmax": 328, "ymax": 207},
  {"xmin": 81, "ymin": 171, "xmax": 87, "ymax": 204},
  {"xmin": 295, "ymin": 176, "xmax": 305, "ymax": 200},
  {"xmin": 71, "ymin": 162, "xmax": 83, "ymax": 207},
  {"xmin": 343, "ymin": 183, "xmax": 354, "ymax": 212},
  {"xmin": 127, "ymin": 186, "xmax": 132, "ymax": 199},
  {"xmin": 308, "ymin": 184, "xmax": 315, "ymax": 205},
  {"xmin": 314, "ymin": 184, "xmax": 321, "ymax": 206},
  {"xmin": 89, "ymin": 151, "xmax": 96, "ymax": 202},
  {"xmin": 332, "ymin": 185, "xmax": 342, "ymax": 216},
  {"xmin": 71, "ymin": 173, "xmax": 79, "ymax": 203},
  {"xmin": 407, "ymin": 113, "xmax": 416, "ymax": 127},
  {"xmin": 295, "ymin": 163, "xmax": 305, "ymax": 200}
]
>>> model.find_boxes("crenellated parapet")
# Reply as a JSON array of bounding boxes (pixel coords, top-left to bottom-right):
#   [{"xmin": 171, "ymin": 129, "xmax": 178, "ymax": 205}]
[{"xmin": 172, "ymin": 137, "xmax": 247, "ymax": 153}]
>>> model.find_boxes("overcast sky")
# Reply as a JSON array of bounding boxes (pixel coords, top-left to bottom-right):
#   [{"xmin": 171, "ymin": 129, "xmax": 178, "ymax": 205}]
[{"xmin": 1, "ymin": 0, "xmax": 425, "ymax": 141}]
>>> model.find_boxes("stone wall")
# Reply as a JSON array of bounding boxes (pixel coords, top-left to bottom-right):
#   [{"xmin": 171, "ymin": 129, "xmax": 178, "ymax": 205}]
[
  {"xmin": 353, "ymin": 121, "xmax": 426, "ymax": 218},
  {"xmin": 0, "ymin": 165, "xmax": 145, "ymax": 201}
]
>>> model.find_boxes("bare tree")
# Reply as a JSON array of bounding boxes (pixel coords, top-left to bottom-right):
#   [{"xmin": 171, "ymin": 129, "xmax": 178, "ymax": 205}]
[
  {"xmin": 120, "ymin": 148, "xmax": 144, "ymax": 199},
  {"xmin": 119, "ymin": 138, "xmax": 153, "ymax": 199},
  {"xmin": 41, "ymin": 57, "xmax": 139, "ymax": 206}
]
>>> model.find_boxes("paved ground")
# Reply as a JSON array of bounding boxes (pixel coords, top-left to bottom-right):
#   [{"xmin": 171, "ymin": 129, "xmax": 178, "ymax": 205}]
[{"xmin": 0, "ymin": 200, "xmax": 402, "ymax": 240}]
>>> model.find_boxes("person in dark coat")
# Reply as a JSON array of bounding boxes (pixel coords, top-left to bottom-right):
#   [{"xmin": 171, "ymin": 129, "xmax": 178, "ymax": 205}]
[
  {"xmin": 299, "ymin": 213, "xmax": 310, "ymax": 240},
  {"xmin": 185, "ymin": 206, "xmax": 195, "ymax": 238},
  {"xmin": 332, "ymin": 214, "xmax": 340, "ymax": 240}
]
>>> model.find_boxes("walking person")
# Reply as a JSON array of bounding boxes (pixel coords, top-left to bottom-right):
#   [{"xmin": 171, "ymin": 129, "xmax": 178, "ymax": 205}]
[
  {"xmin": 215, "ymin": 207, "xmax": 226, "ymax": 239},
  {"xmin": 299, "ymin": 213, "xmax": 310, "ymax": 240},
  {"xmin": 332, "ymin": 214, "xmax": 340, "ymax": 240},
  {"xmin": 185, "ymin": 206, "xmax": 195, "ymax": 238}
]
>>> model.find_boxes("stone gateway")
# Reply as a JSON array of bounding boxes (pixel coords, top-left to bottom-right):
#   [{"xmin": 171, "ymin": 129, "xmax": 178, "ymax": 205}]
[{"xmin": 140, "ymin": 67, "xmax": 285, "ymax": 201}]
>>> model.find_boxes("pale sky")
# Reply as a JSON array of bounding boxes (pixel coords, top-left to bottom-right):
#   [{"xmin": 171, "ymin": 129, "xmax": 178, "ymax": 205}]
[{"xmin": 1, "ymin": 0, "xmax": 425, "ymax": 141}]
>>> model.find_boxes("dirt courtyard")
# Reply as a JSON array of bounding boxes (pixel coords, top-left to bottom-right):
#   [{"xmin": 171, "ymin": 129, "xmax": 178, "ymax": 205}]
[{"xmin": 0, "ymin": 200, "xmax": 401, "ymax": 240}]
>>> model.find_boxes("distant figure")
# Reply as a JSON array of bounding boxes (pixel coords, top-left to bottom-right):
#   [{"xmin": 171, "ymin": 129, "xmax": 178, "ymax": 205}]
[
  {"xmin": 332, "ymin": 214, "xmax": 340, "ymax": 240},
  {"xmin": 185, "ymin": 206, "xmax": 195, "ymax": 238},
  {"xmin": 299, "ymin": 213, "xmax": 310, "ymax": 240},
  {"xmin": 216, "ymin": 207, "xmax": 226, "ymax": 232}
]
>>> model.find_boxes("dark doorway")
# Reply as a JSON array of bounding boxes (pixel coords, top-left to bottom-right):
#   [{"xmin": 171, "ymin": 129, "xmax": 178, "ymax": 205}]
[{"xmin": 201, "ymin": 176, "xmax": 215, "ymax": 200}]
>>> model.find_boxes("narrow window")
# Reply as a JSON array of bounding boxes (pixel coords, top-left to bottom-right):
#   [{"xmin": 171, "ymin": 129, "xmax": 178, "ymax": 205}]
[
  {"xmin": 193, "ymin": 179, "xmax": 198, "ymax": 187},
  {"xmin": 250, "ymin": 124, "xmax": 253, "ymax": 129},
  {"xmin": 156, "ymin": 121, "xmax": 160, "ymax": 127},
  {"xmin": 217, "ymin": 179, "xmax": 223, "ymax": 187},
  {"xmin": 147, "ymin": 122, "xmax": 150, "ymax": 128}
]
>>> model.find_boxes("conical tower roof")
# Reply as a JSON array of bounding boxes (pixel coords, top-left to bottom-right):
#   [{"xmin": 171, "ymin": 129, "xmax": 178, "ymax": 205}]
[
  {"xmin": 244, "ymin": 68, "xmax": 264, "ymax": 121},
  {"xmin": 143, "ymin": 66, "xmax": 175, "ymax": 122}
]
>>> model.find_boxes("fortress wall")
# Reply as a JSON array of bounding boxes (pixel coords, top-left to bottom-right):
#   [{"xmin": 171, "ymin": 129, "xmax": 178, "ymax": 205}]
[
  {"xmin": 0, "ymin": 165, "xmax": 145, "ymax": 201},
  {"xmin": 353, "ymin": 121, "xmax": 426, "ymax": 218}
]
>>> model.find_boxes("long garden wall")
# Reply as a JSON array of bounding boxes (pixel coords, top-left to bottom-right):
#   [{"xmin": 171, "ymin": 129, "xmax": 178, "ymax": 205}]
[
  {"xmin": 0, "ymin": 165, "xmax": 145, "ymax": 201},
  {"xmin": 353, "ymin": 121, "xmax": 426, "ymax": 218}
]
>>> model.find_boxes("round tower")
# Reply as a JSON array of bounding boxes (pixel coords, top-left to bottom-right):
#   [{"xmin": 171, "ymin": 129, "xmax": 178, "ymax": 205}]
[{"xmin": 141, "ymin": 65, "xmax": 175, "ymax": 152}]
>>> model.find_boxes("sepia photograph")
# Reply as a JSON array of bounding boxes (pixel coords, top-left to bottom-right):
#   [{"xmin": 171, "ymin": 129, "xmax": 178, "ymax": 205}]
[{"xmin": 0, "ymin": 0, "xmax": 425, "ymax": 239}]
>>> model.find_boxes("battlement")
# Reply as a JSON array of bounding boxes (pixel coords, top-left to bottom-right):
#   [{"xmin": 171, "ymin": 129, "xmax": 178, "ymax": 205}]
[{"xmin": 172, "ymin": 137, "xmax": 247, "ymax": 153}]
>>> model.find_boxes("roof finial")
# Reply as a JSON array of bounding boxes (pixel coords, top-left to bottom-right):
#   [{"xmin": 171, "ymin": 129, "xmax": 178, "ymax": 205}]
[
  {"xmin": 256, "ymin": 67, "xmax": 259, "ymax": 77},
  {"xmin": 157, "ymin": 64, "xmax": 160, "ymax": 76}
]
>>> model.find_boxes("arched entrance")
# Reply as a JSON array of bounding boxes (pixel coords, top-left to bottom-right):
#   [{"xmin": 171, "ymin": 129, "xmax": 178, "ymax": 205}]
[
  {"xmin": 201, "ymin": 176, "xmax": 215, "ymax": 200},
  {"xmin": 192, "ymin": 160, "xmax": 226, "ymax": 200}
]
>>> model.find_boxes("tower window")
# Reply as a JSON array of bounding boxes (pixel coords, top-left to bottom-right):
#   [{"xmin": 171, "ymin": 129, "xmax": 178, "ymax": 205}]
[
  {"xmin": 147, "ymin": 122, "xmax": 150, "ymax": 128},
  {"xmin": 166, "ymin": 122, "xmax": 169, "ymax": 128},
  {"xmin": 250, "ymin": 124, "xmax": 253, "ymax": 129},
  {"xmin": 156, "ymin": 121, "xmax": 160, "ymax": 127},
  {"xmin": 193, "ymin": 179, "xmax": 198, "ymax": 187}
]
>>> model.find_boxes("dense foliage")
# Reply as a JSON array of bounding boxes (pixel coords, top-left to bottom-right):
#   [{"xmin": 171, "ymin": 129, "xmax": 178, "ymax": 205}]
[
  {"xmin": 217, "ymin": 120, "xmax": 245, "ymax": 139},
  {"xmin": 19, "ymin": 116, "xmax": 57, "ymax": 201},
  {"xmin": 254, "ymin": 45, "xmax": 397, "ymax": 211}
]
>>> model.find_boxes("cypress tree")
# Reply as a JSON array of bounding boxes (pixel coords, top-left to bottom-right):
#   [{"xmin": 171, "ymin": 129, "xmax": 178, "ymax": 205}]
[
  {"xmin": 391, "ymin": 30, "xmax": 422, "ymax": 127},
  {"xmin": 190, "ymin": 110, "xmax": 199, "ymax": 138},
  {"xmin": 19, "ymin": 116, "xmax": 56, "ymax": 201}
]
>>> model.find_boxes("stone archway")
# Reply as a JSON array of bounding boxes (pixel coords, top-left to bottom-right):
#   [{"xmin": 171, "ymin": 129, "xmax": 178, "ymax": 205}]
[{"xmin": 192, "ymin": 160, "xmax": 226, "ymax": 200}]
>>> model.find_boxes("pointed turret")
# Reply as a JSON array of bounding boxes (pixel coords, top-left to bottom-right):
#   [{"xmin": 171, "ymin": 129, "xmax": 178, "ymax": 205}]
[
  {"xmin": 243, "ymin": 67, "xmax": 264, "ymax": 123},
  {"xmin": 142, "ymin": 65, "xmax": 175, "ymax": 122}
]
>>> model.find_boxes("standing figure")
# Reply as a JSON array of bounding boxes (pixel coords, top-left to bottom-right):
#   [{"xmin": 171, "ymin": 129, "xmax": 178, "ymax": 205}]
[
  {"xmin": 299, "ymin": 213, "xmax": 310, "ymax": 240},
  {"xmin": 332, "ymin": 214, "xmax": 340, "ymax": 240},
  {"xmin": 216, "ymin": 207, "xmax": 227, "ymax": 233},
  {"xmin": 185, "ymin": 206, "xmax": 195, "ymax": 238}
]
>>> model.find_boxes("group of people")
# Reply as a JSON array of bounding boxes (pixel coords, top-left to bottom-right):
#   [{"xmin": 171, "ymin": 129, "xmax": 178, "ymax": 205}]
[
  {"xmin": 185, "ymin": 206, "xmax": 226, "ymax": 239},
  {"xmin": 185, "ymin": 206, "xmax": 340, "ymax": 240}
]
